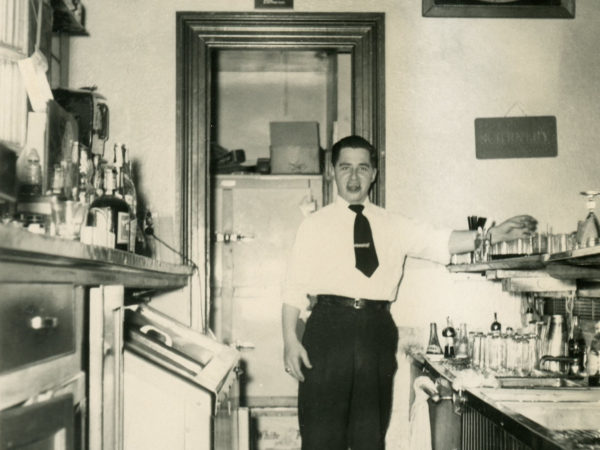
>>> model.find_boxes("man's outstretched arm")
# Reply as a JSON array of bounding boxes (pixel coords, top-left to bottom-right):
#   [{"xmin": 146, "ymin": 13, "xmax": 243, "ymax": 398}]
[{"xmin": 448, "ymin": 214, "xmax": 537, "ymax": 254}]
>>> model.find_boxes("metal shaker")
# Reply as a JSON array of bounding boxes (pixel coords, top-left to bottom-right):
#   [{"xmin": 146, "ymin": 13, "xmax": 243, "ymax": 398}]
[{"xmin": 543, "ymin": 315, "xmax": 567, "ymax": 372}]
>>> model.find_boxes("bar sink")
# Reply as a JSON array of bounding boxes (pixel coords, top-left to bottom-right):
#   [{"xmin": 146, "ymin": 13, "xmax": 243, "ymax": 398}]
[
  {"xmin": 496, "ymin": 376, "xmax": 585, "ymax": 389},
  {"xmin": 477, "ymin": 387, "xmax": 600, "ymax": 403},
  {"xmin": 496, "ymin": 401, "xmax": 600, "ymax": 430}
]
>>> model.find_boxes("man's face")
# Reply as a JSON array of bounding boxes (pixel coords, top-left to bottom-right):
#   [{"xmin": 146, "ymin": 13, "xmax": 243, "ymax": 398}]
[{"xmin": 334, "ymin": 146, "xmax": 377, "ymax": 204}]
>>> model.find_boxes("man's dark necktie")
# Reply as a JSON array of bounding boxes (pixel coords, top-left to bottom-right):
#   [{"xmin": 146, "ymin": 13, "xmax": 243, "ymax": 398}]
[{"xmin": 349, "ymin": 204, "xmax": 379, "ymax": 277}]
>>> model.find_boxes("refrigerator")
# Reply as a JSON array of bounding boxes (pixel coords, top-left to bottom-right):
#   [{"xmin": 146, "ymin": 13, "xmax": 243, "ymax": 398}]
[{"xmin": 211, "ymin": 174, "xmax": 323, "ymax": 408}]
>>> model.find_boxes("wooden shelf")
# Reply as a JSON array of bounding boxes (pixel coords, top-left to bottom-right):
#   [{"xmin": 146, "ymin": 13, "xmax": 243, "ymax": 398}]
[
  {"xmin": 0, "ymin": 225, "xmax": 193, "ymax": 290},
  {"xmin": 448, "ymin": 254, "xmax": 548, "ymax": 273},
  {"xmin": 448, "ymin": 246, "xmax": 600, "ymax": 295}
]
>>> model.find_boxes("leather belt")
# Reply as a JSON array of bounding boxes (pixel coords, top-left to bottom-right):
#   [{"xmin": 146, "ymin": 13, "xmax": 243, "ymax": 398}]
[{"xmin": 316, "ymin": 294, "xmax": 390, "ymax": 311}]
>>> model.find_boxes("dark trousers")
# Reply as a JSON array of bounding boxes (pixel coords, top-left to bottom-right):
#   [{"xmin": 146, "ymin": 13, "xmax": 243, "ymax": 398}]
[{"xmin": 298, "ymin": 301, "xmax": 398, "ymax": 450}]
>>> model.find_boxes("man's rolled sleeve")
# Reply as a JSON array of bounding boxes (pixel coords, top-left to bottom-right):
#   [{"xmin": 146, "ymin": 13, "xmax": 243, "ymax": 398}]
[{"xmin": 397, "ymin": 215, "xmax": 454, "ymax": 265}]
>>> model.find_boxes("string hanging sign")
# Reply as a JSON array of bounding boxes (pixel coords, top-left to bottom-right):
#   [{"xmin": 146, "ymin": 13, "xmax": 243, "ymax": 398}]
[{"xmin": 474, "ymin": 103, "xmax": 557, "ymax": 159}]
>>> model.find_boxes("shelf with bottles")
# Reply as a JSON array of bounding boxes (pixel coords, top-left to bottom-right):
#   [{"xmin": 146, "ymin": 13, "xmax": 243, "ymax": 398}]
[
  {"xmin": 450, "ymin": 192, "xmax": 600, "ymax": 277},
  {"xmin": 3, "ymin": 139, "xmax": 171, "ymax": 266},
  {"xmin": 448, "ymin": 244, "xmax": 600, "ymax": 282},
  {"xmin": 0, "ymin": 223, "xmax": 192, "ymax": 289},
  {"xmin": 423, "ymin": 311, "xmax": 600, "ymax": 387}
]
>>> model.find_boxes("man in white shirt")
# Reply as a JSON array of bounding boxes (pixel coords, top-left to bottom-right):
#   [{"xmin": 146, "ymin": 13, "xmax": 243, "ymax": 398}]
[{"xmin": 281, "ymin": 135, "xmax": 537, "ymax": 450}]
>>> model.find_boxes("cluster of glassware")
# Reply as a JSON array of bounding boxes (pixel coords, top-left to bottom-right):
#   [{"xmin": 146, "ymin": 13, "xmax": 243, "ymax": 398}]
[
  {"xmin": 427, "ymin": 313, "xmax": 543, "ymax": 377},
  {"xmin": 490, "ymin": 233, "xmax": 577, "ymax": 258},
  {"xmin": 453, "ymin": 191, "xmax": 600, "ymax": 265},
  {"xmin": 469, "ymin": 329, "xmax": 541, "ymax": 376}
]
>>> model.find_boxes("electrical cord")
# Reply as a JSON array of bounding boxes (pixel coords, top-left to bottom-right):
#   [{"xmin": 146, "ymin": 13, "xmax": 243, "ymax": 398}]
[{"xmin": 143, "ymin": 223, "xmax": 208, "ymax": 334}]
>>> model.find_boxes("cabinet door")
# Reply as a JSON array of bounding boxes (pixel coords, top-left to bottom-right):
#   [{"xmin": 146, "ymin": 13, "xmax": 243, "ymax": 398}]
[
  {"xmin": 88, "ymin": 285, "xmax": 124, "ymax": 450},
  {"xmin": 0, "ymin": 283, "xmax": 83, "ymax": 411},
  {"xmin": 212, "ymin": 175, "xmax": 322, "ymax": 405},
  {"xmin": 0, "ymin": 394, "xmax": 74, "ymax": 450}
]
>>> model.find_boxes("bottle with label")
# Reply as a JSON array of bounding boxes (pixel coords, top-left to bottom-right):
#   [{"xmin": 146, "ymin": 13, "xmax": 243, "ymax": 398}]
[
  {"xmin": 17, "ymin": 148, "xmax": 42, "ymax": 199},
  {"xmin": 89, "ymin": 167, "xmax": 130, "ymax": 251},
  {"xmin": 588, "ymin": 321, "xmax": 600, "ymax": 387},
  {"xmin": 525, "ymin": 296, "xmax": 535, "ymax": 326},
  {"xmin": 117, "ymin": 144, "xmax": 138, "ymax": 253},
  {"xmin": 51, "ymin": 164, "xmax": 67, "ymax": 202},
  {"xmin": 442, "ymin": 317, "xmax": 456, "ymax": 358},
  {"xmin": 91, "ymin": 154, "xmax": 103, "ymax": 201},
  {"xmin": 78, "ymin": 147, "xmax": 95, "ymax": 204},
  {"xmin": 426, "ymin": 322, "xmax": 443, "ymax": 355},
  {"xmin": 491, "ymin": 312, "xmax": 502, "ymax": 334},
  {"xmin": 456, "ymin": 323, "xmax": 469, "ymax": 359},
  {"xmin": 568, "ymin": 316, "xmax": 586, "ymax": 375}
]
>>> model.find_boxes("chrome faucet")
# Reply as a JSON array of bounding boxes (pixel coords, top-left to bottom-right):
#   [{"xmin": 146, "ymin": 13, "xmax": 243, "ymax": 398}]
[{"xmin": 538, "ymin": 355, "xmax": 579, "ymax": 375}]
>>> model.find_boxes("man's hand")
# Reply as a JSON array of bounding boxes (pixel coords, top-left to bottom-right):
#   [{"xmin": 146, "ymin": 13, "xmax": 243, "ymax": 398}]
[
  {"xmin": 282, "ymin": 303, "xmax": 312, "ymax": 382},
  {"xmin": 489, "ymin": 215, "xmax": 538, "ymax": 243},
  {"xmin": 283, "ymin": 337, "xmax": 312, "ymax": 382}
]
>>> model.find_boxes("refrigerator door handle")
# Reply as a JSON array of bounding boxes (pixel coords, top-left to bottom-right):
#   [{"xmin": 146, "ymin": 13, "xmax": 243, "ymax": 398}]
[
  {"xmin": 233, "ymin": 340, "xmax": 256, "ymax": 351},
  {"xmin": 214, "ymin": 232, "xmax": 255, "ymax": 243}
]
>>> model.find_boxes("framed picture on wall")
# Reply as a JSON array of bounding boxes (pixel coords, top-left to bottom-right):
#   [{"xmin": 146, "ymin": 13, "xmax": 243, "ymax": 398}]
[
  {"xmin": 422, "ymin": 0, "xmax": 575, "ymax": 18},
  {"xmin": 255, "ymin": 0, "xmax": 293, "ymax": 8}
]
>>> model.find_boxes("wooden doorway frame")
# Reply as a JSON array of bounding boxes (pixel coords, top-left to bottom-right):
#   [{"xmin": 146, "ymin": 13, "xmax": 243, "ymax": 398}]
[{"xmin": 176, "ymin": 12, "xmax": 385, "ymax": 330}]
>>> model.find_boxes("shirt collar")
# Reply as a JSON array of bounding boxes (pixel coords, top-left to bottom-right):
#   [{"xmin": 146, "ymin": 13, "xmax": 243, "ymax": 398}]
[{"xmin": 335, "ymin": 195, "xmax": 373, "ymax": 212}]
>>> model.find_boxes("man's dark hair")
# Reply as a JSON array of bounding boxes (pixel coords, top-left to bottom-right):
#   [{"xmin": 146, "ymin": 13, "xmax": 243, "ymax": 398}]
[{"xmin": 331, "ymin": 135, "xmax": 378, "ymax": 168}]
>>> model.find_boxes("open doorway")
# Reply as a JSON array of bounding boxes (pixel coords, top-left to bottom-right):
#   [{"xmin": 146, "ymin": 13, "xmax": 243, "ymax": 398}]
[{"xmin": 176, "ymin": 12, "xmax": 385, "ymax": 408}]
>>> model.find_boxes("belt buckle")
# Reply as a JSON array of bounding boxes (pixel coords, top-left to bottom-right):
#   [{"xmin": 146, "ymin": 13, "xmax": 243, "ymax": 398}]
[{"xmin": 353, "ymin": 299, "xmax": 362, "ymax": 309}]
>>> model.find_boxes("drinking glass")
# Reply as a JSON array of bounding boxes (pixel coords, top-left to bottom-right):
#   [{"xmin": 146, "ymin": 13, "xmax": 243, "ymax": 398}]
[{"xmin": 576, "ymin": 191, "xmax": 600, "ymax": 248}]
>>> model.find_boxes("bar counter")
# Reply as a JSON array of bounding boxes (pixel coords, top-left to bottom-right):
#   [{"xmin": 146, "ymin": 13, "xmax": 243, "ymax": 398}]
[
  {"xmin": 411, "ymin": 352, "xmax": 600, "ymax": 449},
  {"xmin": 0, "ymin": 225, "xmax": 193, "ymax": 289}
]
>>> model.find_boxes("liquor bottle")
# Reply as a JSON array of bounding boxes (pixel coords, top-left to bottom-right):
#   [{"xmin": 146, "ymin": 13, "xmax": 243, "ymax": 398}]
[
  {"xmin": 588, "ymin": 321, "xmax": 600, "ymax": 387},
  {"xmin": 426, "ymin": 322, "xmax": 443, "ymax": 355},
  {"xmin": 78, "ymin": 147, "xmax": 94, "ymax": 204},
  {"xmin": 568, "ymin": 316, "xmax": 586, "ymax": 375},
  {"xmin": 89, "ymin": 167, "xmax": 130, "ymax": 251},
  {"xmin": 525, "ymin": 297, "xmax": 534, "ymax": 325},
  {"xmin": 117, "ymin": 144, "xmax": 138, "ymax": 253},
  {"xmin": 50, "ymin": 164, "xmax": 67, "ymax": 202},
  {"xmin": 92, "ymin": 154, "xmax": 103, "ymax": 201},
  {"xmin": 456, "ymin": 323, "xmax": 469, "ymax": 359},
  {"xmin": 491, "ymin": 312, "xmax": 502, "ymax": 334},
  {"xmin": 60, "ymin": 160, "xmax": 73, "ymax": 200},
  {"xmin": 17, "ymin": 148, "xmax": 42, "ymax": 199},
  {"xmin": 442, "ymin": 317, "xmax": 456, "ymax": 358},
  {"xmin": 61, "ymin": 141, "xmax": 79, "ymax": 201},
  {"xmin": 112, "ymin": 143, "xmax": 124, "ymax": 193}
]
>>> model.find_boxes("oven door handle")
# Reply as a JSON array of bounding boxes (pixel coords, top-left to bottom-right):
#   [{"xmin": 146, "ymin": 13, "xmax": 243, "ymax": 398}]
[{"xmin": 139, "ymin": 325, "xmax": 173, "ymax": 347}]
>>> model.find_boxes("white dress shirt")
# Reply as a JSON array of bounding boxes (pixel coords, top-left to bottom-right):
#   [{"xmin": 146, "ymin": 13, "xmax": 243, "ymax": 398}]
[{"xmin": 282, "ymin": 196, "xmax": 453, "ymax": 310}]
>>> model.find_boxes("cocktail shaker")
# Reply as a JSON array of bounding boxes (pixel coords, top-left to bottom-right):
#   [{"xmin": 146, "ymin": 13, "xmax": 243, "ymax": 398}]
[{"xmin": 543, "ymin": 314, "xmax": 567, "ymax": 372}]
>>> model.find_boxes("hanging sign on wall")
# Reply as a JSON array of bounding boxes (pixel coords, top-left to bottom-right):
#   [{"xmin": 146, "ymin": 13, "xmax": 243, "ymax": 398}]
[
  {"xmin": 474, "ymin": 116, "xmax": 558, "ymax": 159},
  {"xmin": 255, "ymin": 0, "xmax": 293, "ymax": 8}
]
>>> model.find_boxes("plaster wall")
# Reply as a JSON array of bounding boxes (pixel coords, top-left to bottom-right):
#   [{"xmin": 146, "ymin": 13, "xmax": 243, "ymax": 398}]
[
  {"xmin": 70, "ymin": 1, "xmax": 600, "ymax": 447},
  {"xmin": 71, "ymin": 0, "xmax": 600, "ymax": 330}
]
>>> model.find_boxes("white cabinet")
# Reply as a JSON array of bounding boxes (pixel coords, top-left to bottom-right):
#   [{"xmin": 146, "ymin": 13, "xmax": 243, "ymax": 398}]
[
  {"xmin": 89, "ymin": 285, "xmax": 124, "ymax": 450},
  {"xmin": 0, "ymin": 225, "xmax": 193, "ymax": 450}
]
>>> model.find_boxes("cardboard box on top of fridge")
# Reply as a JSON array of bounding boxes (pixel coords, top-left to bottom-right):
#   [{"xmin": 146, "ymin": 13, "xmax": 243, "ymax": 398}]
[{"xmin": 269, "ymin": 121, "xmax": 320, "ymax": 174}]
